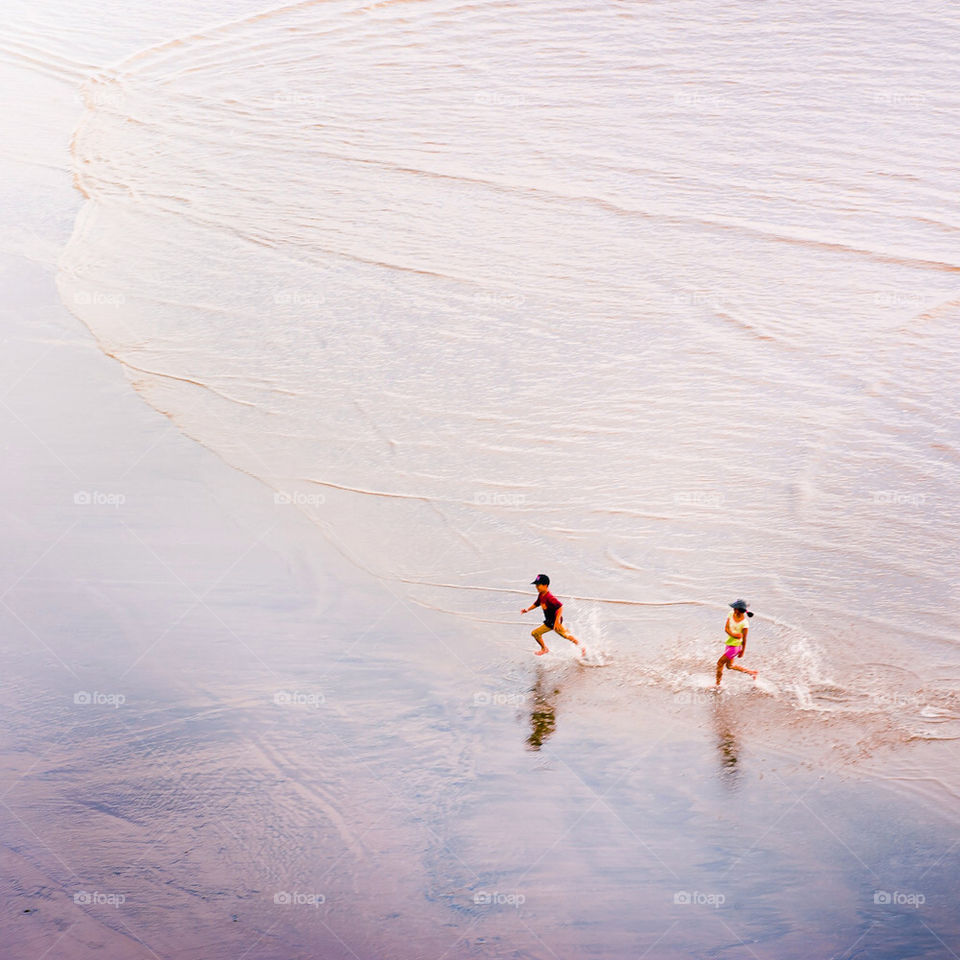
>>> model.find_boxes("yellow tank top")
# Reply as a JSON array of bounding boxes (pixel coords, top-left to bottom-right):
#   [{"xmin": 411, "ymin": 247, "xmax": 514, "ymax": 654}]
[{"xmin": 725, "ymin": 615, "xmax": 747, "ymax": 646}]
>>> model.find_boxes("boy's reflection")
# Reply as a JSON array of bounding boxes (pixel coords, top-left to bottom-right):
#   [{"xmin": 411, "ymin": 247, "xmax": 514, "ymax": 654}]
[{"xmin": 526, "ymin": 668, "xmax": 559, "ymax": 750}]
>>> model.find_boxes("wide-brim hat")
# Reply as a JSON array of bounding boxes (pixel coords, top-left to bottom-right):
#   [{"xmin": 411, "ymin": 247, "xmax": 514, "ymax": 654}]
[{"xmin": 730, "ymin": 599, "xmax": 754, "ymax": 617}]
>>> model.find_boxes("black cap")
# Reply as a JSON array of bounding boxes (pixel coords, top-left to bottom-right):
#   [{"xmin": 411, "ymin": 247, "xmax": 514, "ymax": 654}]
[
  {"xmin": 730, "ymin": 599, "xmax": 753, "ymax": 617},
  {"xmin": 532, "ymin": 574, "xmax": 550, "ymax": 586}
]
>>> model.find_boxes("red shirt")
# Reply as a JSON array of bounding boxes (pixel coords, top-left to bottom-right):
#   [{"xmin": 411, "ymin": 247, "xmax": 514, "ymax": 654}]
[{"xmin": 534, "ymin": 590, "xmax": 562, "ymax": 619}]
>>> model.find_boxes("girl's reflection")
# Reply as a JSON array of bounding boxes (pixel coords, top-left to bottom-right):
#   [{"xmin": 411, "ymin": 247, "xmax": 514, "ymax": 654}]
[{"xmin": 712, "ymin": 696, "xmax": 741, "ymax": 788}]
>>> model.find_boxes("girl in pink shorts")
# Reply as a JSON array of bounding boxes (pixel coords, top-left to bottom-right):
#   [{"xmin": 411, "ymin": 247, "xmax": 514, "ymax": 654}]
[{"xmin": 715, "ymin": 599, "xmax": 758, "ymax": 686}]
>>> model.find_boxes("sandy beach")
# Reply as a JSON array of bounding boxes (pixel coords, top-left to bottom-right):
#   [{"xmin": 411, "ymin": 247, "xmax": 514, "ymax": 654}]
[
  {"xmin": 4, "ymin": 0, "xmax": 960, "ymax": 957},
  {"xmin": 3, "ymin": 259, "xmax": 958, "ymax": 958}
]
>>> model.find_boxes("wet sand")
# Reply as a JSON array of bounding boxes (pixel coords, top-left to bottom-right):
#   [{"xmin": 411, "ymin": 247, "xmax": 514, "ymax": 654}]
[
  {"xmin": 2, "ymin": 246, "xmax": 959, "ymax": 959},
  {"xmin": 3, "ymin": 0, "xmax": 960, "ymax": 952}
]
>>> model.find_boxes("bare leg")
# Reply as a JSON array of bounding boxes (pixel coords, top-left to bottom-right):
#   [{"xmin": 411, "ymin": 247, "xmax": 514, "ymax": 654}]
[
  {"xmin": 553, "ymin": 619, "xmax": 579, "ymax": 646},
  {"xmin": 715, "ymin": 655, "xmax": 728, "ymax": 686},
  {"xmin": 728, "ymin": 662, "xmax": 758, "ymax": 679},
  {"xmin": 531, "ymin": 623, "xmax": 551, "ymax": 655}
]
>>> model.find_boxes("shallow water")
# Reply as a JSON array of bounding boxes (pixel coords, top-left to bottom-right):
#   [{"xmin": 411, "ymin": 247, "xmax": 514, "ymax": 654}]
[{"xmin": 50, "ymin": 0, "xmax": 960, "ymax": 766}]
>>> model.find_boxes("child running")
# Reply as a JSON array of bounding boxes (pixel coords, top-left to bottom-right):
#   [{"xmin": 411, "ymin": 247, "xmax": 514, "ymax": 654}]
[
  {"xmin": 715, "ymin": 599, "xmax": 757, "ymax": 686},
  {"xmin": 521, "ymin": 574, "xmax": 581, "ymax": 656}
]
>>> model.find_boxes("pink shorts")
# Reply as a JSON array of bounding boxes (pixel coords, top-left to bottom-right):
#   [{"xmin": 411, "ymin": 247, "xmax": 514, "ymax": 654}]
[{"xmin": 723, "ymin": 645, "xmax": 741, "ymax": 660}]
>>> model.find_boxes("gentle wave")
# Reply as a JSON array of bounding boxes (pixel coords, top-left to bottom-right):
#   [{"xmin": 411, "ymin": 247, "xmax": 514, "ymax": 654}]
[{"xmin": 55, "ymin": 0, "xmax": 960, "ymax": 753}]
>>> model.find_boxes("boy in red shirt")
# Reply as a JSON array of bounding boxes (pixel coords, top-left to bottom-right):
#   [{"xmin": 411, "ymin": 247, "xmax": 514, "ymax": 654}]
[{"xmin": 521, "ymin": 574, "xmax": 581, "ymax": 656}]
